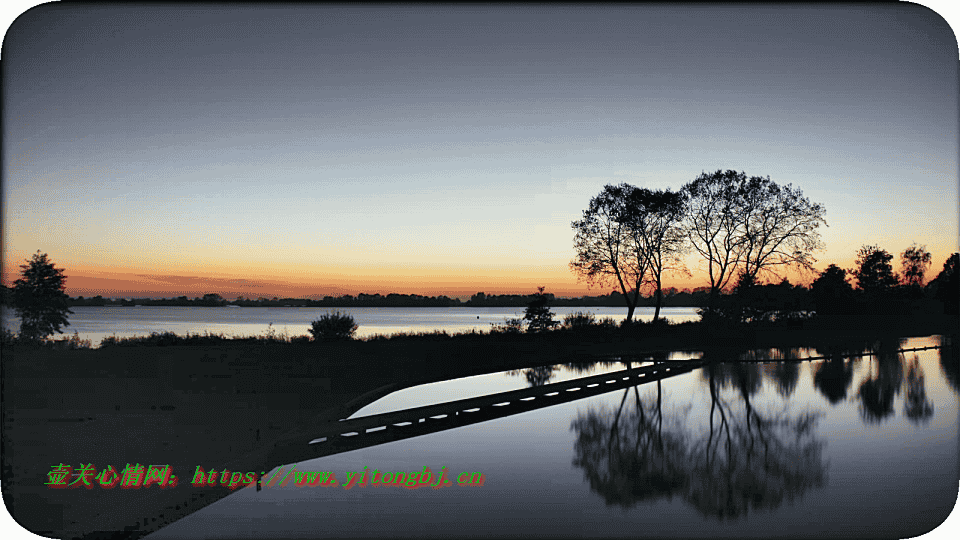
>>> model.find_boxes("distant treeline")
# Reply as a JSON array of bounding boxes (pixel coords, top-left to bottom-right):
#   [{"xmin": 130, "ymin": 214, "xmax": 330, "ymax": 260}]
[
  {"xmin": 2, "ymin": 257, "xmax": 955, "ymax": 318},
  {"xmin": 19, "ymin": 289, "xmax": 714, "ymax": 308}
]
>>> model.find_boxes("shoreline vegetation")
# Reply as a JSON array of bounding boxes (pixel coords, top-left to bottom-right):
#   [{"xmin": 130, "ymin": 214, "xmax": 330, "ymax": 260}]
[
  {"xmin": 3, "ymin": 250, "xmax": 958, "ymax": 352},
  {"xmin": 3, "ymin": 301, "xmax": 957, "ymax": 353}
]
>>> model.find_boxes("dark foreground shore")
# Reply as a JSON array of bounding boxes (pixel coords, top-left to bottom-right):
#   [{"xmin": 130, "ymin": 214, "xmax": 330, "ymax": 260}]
[
  {"xmin": 3, "ymin": 335, "xmax": 678, "ymax": 539},
  {"xmin": 3, "ymin": 318, "xmax": 956, "ymax": 539}
]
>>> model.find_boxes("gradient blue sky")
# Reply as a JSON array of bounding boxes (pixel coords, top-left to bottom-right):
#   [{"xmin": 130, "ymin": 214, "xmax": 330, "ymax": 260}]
[{"xmin": 2, "ymin": 3, "xmax": 958, "ymax": 299}]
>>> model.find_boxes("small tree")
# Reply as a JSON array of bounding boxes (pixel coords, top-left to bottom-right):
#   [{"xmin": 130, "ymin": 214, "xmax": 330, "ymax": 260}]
[
  {"xmin": 810, "ymin": 264, "xmax": 854, "ymax": 321},
  {"xmin": 900, "ymin": 243, "xmax": 932, "ymax": 288},
  {"xmin": 200, "ymin": 293, "xmax": 227, "ymax": 307},
  {"xmin": 309, "ymin": 312, "xmax": 358, "ymax": 341},
  {"xmin": 491, "ymin": 318, "xmax": 525, "ymax": 334},
  {"xmin": 929, "ymin": 253, "xmax": 959, "ymax": 315},
  {"xmin": 524, "ymin": 287, "xmax": 558, "ymax": 333},
  {"xmin": 12, "ymin": 251, "xmax": 72, "ymax": 343},
  {"xmin": 851, "ymin": 245, "xmax": 898, "ymax": 294},
  {"xmin": 563, "ymin": 311, "xmax": 597, "ymax": 329}
]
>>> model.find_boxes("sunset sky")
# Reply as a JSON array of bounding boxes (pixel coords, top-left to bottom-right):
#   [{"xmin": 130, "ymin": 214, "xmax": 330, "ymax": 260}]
[{"xmin": 2, "ymin": 3, "xmax": 958, "ymax": 300}]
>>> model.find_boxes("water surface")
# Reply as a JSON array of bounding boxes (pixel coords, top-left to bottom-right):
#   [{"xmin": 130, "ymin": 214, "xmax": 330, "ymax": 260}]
[
  {"xmin": 1, "ymin": 306, "xmax": 700, "ymax": 345},
  {"xmin": 145, "ymin": 336, "xmax": 959, "ymax": 539}
]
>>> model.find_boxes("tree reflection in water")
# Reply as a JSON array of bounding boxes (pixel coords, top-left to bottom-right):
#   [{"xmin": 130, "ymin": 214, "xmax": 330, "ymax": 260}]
[
  {"xmin": 519, "ymin": 365, "xmax": 558, "ymax": 387},
  {"xmin": 939, "ymin": 335, "xmax": 958, "ymax": 393},
  {"xmin": 766, "ymin": 362, "xmax": 800, "ymax": 398},
  {"xmin": 571, "ymin": 381, "xmax": 690, "ymax": 507},
  {"xmin": 809, "ymin": 337, "xmax": 942, "ymax": 420},
  {"xmin": 508, "ymin": 358, "xmax": 648, "ymax": 388},
  {"xmin": 810, "ymin": 338, "xmax": 878, "ymax": 405},
  {"xmin": 572, "ymin": 363, "xmax": 826, "ymax": 520},
  {"xmin": 813, "ymin": 356, "xmax": 854, "ymax": 405},
  {"xmin": 903, "ymin": 355, "xmax": 934, "ymax": 424},
  {"xmin": 857, "ymin": 339, "xmax": 906, "ymax": 423}
]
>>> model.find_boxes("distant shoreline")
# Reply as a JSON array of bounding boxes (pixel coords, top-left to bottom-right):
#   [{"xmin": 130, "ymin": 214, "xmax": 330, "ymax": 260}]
[{"xmin": 47, "ymin": 290, "xmax": 714, "ymax": 309}]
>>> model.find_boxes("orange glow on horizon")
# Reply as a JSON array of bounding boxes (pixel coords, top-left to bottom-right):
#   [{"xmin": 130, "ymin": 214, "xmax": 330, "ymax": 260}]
[{"xmin": 3, "ymin": 248, "xmax": 956, "ymax": 300}]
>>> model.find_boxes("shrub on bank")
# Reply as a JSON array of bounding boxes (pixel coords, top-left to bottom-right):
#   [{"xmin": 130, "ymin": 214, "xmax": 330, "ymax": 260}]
[
  {"xmin": 1, "ymin": 329, "xmax": 93, "ymax": 349},
  {"xmin": 490, "ymin": 317, "xmax": 525, "ymax": 335},
  {"xmin": 309, "ymin": 312, "xmax": 359, "ymax": 341},
  {"xmin": 95, "ymin": 327, "xmax": 312, "ymax": 347},
  {"xmin": 100, "ymin": 331, "xmax": 233, "ymax": 347},
  {"xmin": 563, "ymin": 311, "xmax": 597, "ymax": 329},
  {"xmin": 48, "ymin": 331, "xmax": 93, "ymax": 349}
]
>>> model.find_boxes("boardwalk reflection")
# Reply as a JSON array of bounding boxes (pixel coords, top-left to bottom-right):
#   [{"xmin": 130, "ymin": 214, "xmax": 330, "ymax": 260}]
[
  {"xmin": 280, "ymin": 361, "xmax": 702, "ymax": 465},
  {"xmin": 508, "ymin": 354, "xmax": 671, "ymax": 389}
]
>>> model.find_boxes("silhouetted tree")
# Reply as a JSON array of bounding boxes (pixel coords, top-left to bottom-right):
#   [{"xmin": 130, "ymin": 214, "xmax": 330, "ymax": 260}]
[
  {"xmin": 738, "ymin": 175, "xmax": 826, "ymax": 283},
  {"xmin": 12, "ymin": 251, "xmax": 72, "ymax": 343},
  {"xmin": 682, "ymin": 170, "xmax": 750, "ymax": 303},
  {"xmin": 200, "ymin": 293, "xmax": 227, "ymax": 307},
  {"xmin": 523, "ymin": 287, "xmax": 558, "ymax": 333},
  {"xmin": 571, "ymin": 184, "xmax": 648, "ymax": 321},
  {"xmin": 728, "ymin": 275, "xmax": 808, "ymax": 326},
  {"xmin": 681, "ymin": 170, "xmax": 826, "ymax": 306},
  {"xmin": 623, "ymin": 187, "xmax": 689, "ymax": 323},
  {"xmin": 929, "ymin": 253, "xmax": 959, "ymax": 315},
  {"xmin": 810, "ymin": 264, "xmax": 854, "ymax": 322},
  {"xmin": 852, "ymin": 245, "xmax": 899, "ymax": 295},
  {"xmin": 900, "ymin": 243, "xmax": 932, "ymax": 288},
  {"xmin": 710, "ymin": 272, "xmax": 756, "ymax": 325}
]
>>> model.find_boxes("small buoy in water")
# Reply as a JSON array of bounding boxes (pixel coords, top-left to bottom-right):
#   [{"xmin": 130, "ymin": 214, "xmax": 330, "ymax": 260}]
[{"xmin": 477, "ymin": 316, "xmax": 480, "ymax": 319}]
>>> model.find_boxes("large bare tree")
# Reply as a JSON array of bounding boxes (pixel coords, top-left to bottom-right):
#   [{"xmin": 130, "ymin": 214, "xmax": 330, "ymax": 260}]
[
  {"xmin": 682, "ymin": 170, "xmax": 826, "ymax": 302},
  {"xmin": 571, "ymin": 184, "xmax": 647, "ymax": 322},
  {"xmin": 681, "ymin": 170, "xmax": 751, "ymax": 301},
  {"xmin": 738, "ymin": 175, "xmax": 826, "ymax": 283}
]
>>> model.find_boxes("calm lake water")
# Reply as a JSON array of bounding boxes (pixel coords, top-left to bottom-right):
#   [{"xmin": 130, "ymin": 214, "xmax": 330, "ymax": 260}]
[
  {"xmin": 1, "ymin": 305, "xmax": 700, "ymax": 345},
  {"xmin": 143, "ymin": 335, "xmax": 959, "ymax": 539}
]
